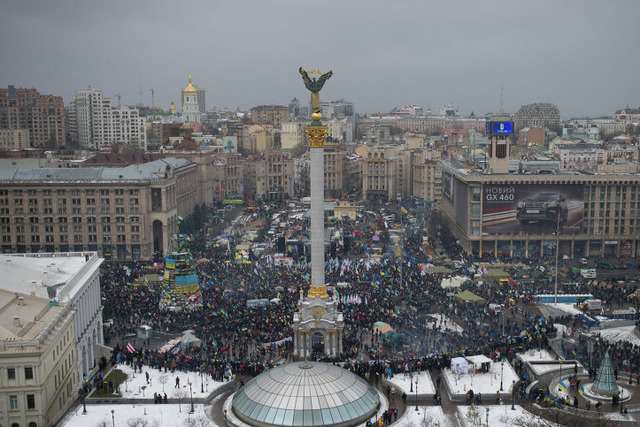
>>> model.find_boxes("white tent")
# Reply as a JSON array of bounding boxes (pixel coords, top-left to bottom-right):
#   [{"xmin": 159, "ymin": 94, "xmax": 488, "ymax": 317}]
[
  {"xmin": 451, "ymin": 357, "xmax": 468, "ymax": 375},
  {"xmin": 440, "ymin": 276, "xmax": 469, "ymax": 289},
  {"xmin": 465, "ymin": 354, "xmax": 492, "ymax": 372}
]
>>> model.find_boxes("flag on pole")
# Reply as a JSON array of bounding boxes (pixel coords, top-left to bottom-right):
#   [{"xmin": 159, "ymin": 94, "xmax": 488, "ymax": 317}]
[
  {"xmin": 126, "ymin": 342, "xmax": 135, "ymax": 353},
  {"xmin": 177, "ymin": 214, "xmax": 185, "ymax": 224},
  {"xmin": 400, "ymin": 203, "xmax": 409, "ymax": 214},
  {"xmin": 557, "ymin": 380, "xmax": 567, "ymax": 391}
]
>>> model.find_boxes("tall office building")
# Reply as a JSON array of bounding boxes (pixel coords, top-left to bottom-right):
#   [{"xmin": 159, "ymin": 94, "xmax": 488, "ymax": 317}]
[{"xmin": 0, "ymin": 86, "xmax": 65, "ymax": 148}]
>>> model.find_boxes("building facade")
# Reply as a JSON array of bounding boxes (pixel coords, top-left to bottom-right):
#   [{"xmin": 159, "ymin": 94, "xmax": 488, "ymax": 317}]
[
  {"xmin": 439, "ymin": 159, "xmax": 640, "ymax": 259},
  {"xmin": 0, "ymin": 129, "xmax": 30, "ymax": 150},
  {"xmin": 0, "ymin": 86, "xmax": 65, "ymax": 148},
  {"xmin": 67, "ymin": 87, "xmax": 147, "ymax": 150},
  {"xmin": 249, "ymin": 105, "xmax": 288, "ymax": 128},
  {"xmin": 515, "ymin": 102, "xmax": 560, "ymax": 131},
  {"xmin": 0, "ymin": 158, "xmax": 196, "ymax": 260},
  {"xmin": 0, "ymin": 252, "xmax": 103, "ymax": 427}
]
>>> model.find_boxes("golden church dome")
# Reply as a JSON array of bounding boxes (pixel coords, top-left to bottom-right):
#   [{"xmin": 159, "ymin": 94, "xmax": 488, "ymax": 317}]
[
  {"xmin": 169, "ymin": 100, "xmax": 176, "ymax": 113},
  {"xmin": 184, "ymin": 75, "xmax": 197, "ymax": 94}
]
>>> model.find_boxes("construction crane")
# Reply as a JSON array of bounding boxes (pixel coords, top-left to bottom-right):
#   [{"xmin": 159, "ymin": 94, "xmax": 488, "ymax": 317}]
[{"xmin": 150, "ymin": 88, "xmax": 155, "ymax": 110}]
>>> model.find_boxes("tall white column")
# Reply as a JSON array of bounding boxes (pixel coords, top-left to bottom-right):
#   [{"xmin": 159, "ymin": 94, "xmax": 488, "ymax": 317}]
[{"xmin": 310, "ymin": 147, "xmax": 325, "ymax": 289}]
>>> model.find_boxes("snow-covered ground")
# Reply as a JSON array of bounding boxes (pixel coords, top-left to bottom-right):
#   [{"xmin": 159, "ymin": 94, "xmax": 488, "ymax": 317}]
[
  {"xmin": 596, "ymin": 325, "xmax": 640, "ymax": 347},
  {"xmin": 518, "ymin": 349, "xmax": 555, "ymax": 362},
  {"xmin": 426, "ymin": 313, "xmax": 464, "ymax": 333},
  {"xmin": 444, "ymin": 360, "xmax": 519, "ymax": 396},
  {"xmin": 98, "ymin": 363, "xmax": 228, "ymax": 400},
  {"xmin": 540, "ymin": 303, "xmax": 583, "ymax": 315},
  {"xmin": 457, "ymin": 404, "xmax": 558, "ymax": 427},
  {"xmin": 394, "ymin": 405, "xmax": 448, "ymax": 426},
  {"xmin": 61, "ymin": 403, "xmax": 212, "ymax": 427},
  {"xmin": 387, "ymin": 370, "xmax": 436, "ymax": 396}
]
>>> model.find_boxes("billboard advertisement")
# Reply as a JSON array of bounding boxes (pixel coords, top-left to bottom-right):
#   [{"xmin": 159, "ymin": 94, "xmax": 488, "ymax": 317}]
[
  {"xmin": 443, "ymin": 172, "xmax": 453, "ymax": 201},
  {"xmin": 482, "ymin": 184, "xmax": 583, "ymax": 234}
]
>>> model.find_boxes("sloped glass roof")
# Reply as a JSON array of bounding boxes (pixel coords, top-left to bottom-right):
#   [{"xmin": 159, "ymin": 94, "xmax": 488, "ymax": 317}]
[{"xmin": 232, "ymin": 361, "xmax": 379, "ymax": 426}]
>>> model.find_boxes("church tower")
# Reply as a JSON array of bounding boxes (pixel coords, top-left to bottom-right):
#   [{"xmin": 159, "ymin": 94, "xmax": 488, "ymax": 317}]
[
  {"xmin": 181, "ymin": 76, "xmax": 200, "ymax": 123},
  {"xmin": 291, "ymin": 69, "xmax": 344, "ymax": 358}
]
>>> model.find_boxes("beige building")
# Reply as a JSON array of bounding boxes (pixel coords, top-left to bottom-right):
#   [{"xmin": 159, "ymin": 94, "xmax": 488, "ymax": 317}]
[
  {"xmin": 0, "ymin": 129, "xmax": 29, "ymax": 150},
  {"xmin": 0, "ymin": 86, "xmax": 65, "ymax": 148},
  {"xmin": 324, "ymin": 144, "xmax": 347, "ymax": 199},
  {"xmin": 0, "ymin": 158, "xmax": 196, "ymax": 260},
  {"xmin": 413, "ymin": 157, "xmax": 442, "ymax": 204},
  {"xmin": 0, "ymin": 252, "xmax": 103, "ymax": 427},
  {"xmin": 251, "ymin": 150, "xmax": 294, "ymax": 201},
  {"xmin": 250, "ymin": 105, "xmax": 288, "ymax": 128},
  {"xmin": 361, "ymin": 145, "xmax": 416, "ymax": 202},
  {"xmin": 281, "ymin": 121, "xmax": 307, "ymax": 152}
]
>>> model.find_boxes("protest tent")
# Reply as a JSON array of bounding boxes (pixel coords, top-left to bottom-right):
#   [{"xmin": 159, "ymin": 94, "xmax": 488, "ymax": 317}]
[
  {"xmin": 455, "ymin": 290, "xmax": 486, "ymax": 305},
  {"xmin": 451, "ymin": 357, "xmax": 468, "ymax": 375},
  {"xmin": 440, "ymin": 275, "xmax": 470, "ymax": 289}
]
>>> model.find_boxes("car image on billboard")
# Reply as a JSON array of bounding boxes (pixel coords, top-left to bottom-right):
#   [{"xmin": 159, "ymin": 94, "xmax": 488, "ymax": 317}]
[
  {"xmin": 516, "ymin": 193, "xmax": 568, "ymax": 227},
  {"xmin": 482, "ymin": 184, "xmax": 583, "ymax": 235}
]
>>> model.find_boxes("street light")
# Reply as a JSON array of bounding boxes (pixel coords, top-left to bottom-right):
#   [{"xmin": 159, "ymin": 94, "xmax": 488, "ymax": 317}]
[
  {"xmin": 415, "ymin": 377, "xmax": 419, "ymax": 411},
  {"xmin": 486, "ymin": 407, "xmax": 490, "ymax": 426},
  {"xmin": 201, "ymin": 368, "xmax": 204, "ymax": 393},
  {"xmin": 511, "ymin": 380, "xmax": 516, "ymax": 410},
  {"xmin": 111, "ymin": 409, "xmax": 114, "ymax": 427},
  {"xmin": 189, "ymin": 381, "xmax": 194, "ymax": 414},
  {"xmin": 410, "ymin": 372, "xmax": 413, "ymax": 392},
  {"xmin": 500, "ymin": 361, "xmax": 504, "ymax": 391}
]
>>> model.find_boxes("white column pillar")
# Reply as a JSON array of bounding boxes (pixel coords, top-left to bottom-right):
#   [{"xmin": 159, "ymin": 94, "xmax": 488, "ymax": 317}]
[{"xmin": 310, "ymin": 147, "xmax": 325, "ymax": 289}]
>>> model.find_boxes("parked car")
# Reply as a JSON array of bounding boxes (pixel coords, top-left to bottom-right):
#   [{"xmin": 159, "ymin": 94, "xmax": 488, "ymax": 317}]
[{"xmin": 516, "ymin": 193, "xmax": 568, "ymax": 228}]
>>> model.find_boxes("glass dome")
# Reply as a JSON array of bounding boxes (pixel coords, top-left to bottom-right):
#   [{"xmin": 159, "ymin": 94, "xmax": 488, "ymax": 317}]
[{"xmin": 232, "ymin": 361, "xmax": 380, "ymax": 426}]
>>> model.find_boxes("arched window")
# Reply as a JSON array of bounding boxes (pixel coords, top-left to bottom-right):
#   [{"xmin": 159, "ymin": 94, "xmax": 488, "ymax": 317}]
[{"xmin": 29, "ymin": 422, "xmax": 38, "ymax": 427}]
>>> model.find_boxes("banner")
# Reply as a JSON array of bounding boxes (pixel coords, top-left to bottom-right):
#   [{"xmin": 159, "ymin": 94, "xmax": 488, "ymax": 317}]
[{"xmin": 482, "ymin": 184, "xmax": 583, "ymax": 234}]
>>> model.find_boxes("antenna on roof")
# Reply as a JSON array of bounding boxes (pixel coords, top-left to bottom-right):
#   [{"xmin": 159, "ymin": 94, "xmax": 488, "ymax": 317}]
[{"xmin": 500, "ymin": 85, "xmax": 504, "ymax": 114}]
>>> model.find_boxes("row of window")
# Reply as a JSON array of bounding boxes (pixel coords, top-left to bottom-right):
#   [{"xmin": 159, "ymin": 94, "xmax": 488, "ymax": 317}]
[
  {"xmin": 0, "ymin": 197, "xmax": 139, "ymax": 206},
  {"xmin": 0, "ymin": 216, "xmax": 140, "ymax": 224},
  {"xmin": 0, "ymin": 189, "xmax": 139, "ymax": 196},
  {"xmin": 2, "ymin": 207, "xmax": 141, "ymax": 215},
  {"xmin": 3, "ymin": 234, "xmax": 139, "ymax": 244}
]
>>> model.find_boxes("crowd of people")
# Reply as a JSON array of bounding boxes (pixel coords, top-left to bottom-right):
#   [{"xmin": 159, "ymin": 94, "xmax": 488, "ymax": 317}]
[{"xmin": 97, "ymin": 201, "xmax": 640, "ymax": 416}]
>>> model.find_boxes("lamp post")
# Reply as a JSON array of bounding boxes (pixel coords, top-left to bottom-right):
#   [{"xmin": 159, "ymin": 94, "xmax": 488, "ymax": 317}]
[
  {"xmin": 415, "ymin": 377, "xmax": 419, "ymax": 411},
  {"xmin": 486, "ymin": 407, "xmax": 490, "ymax": 426},
  {"xmin": 189, "ymin": 381, "xmax": 194, "ymax": 414},
  {"xmin": 201, "ymin": 368, "xmax": 204, "ymax": 393},
  {"xmin": 111, "ymin": 409, "xmax": 114, "ymax": 427},
  {"xmin": 500, "ymin": 361, "xmax": 504, "ymax": 391},
  {"xmin": 410, "ymin": 372, "xmax": 413, "ymax": 392},
  {"xmin": 511, "ymin": 380, "xmax": 516, "ymax": 410}
]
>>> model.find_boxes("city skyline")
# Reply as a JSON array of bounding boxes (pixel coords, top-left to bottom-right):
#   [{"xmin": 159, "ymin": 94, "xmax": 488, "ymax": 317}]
[{"xmin": 1, "ymin": 0, "xmax": 639, "ymax": 118}]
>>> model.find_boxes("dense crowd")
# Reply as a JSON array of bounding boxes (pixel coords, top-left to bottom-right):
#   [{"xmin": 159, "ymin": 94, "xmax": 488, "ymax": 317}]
[{"xmin": 97, "ymin": 203, "xmax": 640, "ymax": 413}]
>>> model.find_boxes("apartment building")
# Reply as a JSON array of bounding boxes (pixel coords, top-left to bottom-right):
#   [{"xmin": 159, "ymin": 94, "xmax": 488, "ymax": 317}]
[
  {"xmin": 0, "ymin": 86, "xmax": 65, "ymax": 148},
  {"xmin": 67, "ymin": 87, "xmax": 147, "ymax": 151}
]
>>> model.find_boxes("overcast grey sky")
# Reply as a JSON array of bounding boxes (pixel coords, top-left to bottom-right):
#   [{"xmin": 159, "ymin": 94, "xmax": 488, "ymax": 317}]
[{"xmin": 1, "ymin": 0, "xmax": 638, "ymax": 118}]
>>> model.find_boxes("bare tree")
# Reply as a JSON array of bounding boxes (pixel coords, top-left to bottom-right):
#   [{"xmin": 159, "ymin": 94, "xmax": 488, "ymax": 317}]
[
  {"xmin": 173, "ymin": 389, "xmax": 187, "ymax": 413},
  {"xmin": 466, "ymin": 404, "xmax": 482, "ymax": 426},
  {"xmin": 183, "ymin": 415, "xmax": 212, "ymax": 427},
  {"xmin": 159, "ymin": 374, "xmax": 168, "ymax": 392}
]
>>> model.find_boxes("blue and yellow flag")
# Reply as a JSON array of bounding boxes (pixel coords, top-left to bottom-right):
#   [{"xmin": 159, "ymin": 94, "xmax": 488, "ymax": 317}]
[
  {"xmin": 557, "ymin": 380, "xmax": 567, "ymax": 391},
  {"xmin": 177, "ymin": 214, "xmax": 185, "ymax": 224},
  {"xmin": 400, "ymin": 203, "xmax": 409, "ymax": 214},
  {"xmin": 578, "ymin": 386, "xmax": 584, "ymax": 395}
]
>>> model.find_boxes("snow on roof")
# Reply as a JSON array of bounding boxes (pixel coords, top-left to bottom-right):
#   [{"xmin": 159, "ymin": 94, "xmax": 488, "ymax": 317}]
[
  {"xmin": 0, "ymin": 158, "xmax": 192, "ymax": 183},
  {"xmin": 0, "ymin": 253, "xmax": 95, "ymax": 298}
]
